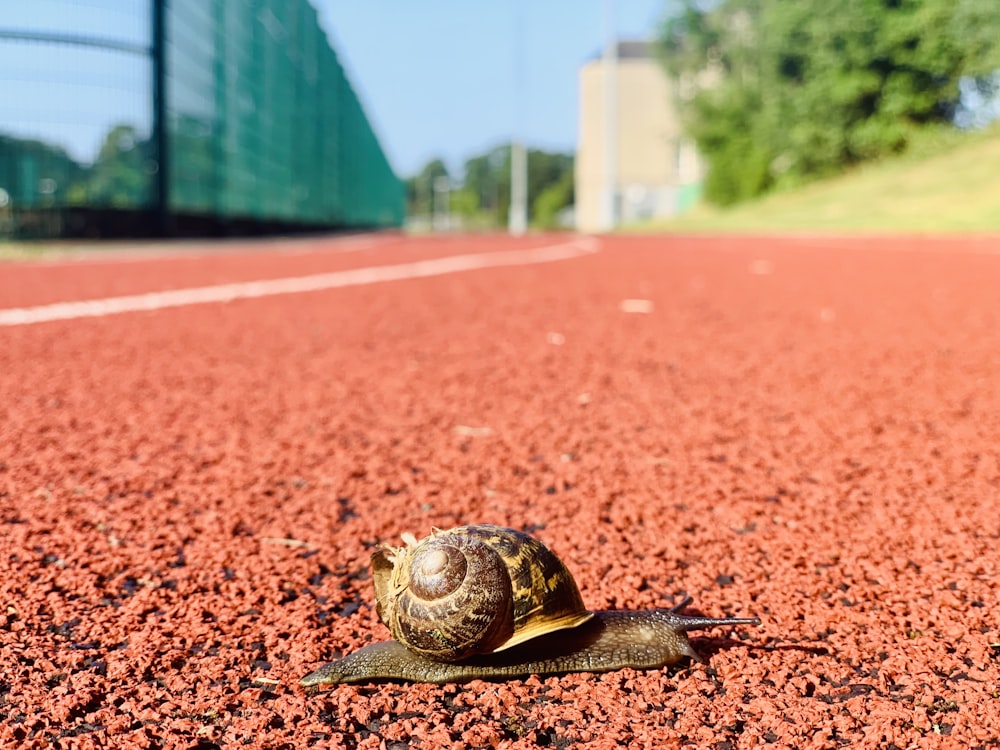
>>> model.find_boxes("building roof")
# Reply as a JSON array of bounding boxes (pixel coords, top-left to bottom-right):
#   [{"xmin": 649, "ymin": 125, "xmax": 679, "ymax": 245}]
[
  {"xmin": 585, "ymin": 39, "xmax": 655, "ymax": 63},
  {"xmin": 617, "ymin": 39, "xmax": 654, "ymax": 59}
]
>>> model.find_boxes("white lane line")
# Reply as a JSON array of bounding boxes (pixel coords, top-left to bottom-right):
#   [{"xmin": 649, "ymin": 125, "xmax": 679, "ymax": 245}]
[{"xmin": 0, "ymin": 237, "xmax": 600, "ymax": 327}]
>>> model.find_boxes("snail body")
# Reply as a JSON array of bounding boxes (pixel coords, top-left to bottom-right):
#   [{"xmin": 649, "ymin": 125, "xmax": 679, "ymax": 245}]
[{"xmin": 301, "ymin": 525, "xmax": 760, "ymax": 686}]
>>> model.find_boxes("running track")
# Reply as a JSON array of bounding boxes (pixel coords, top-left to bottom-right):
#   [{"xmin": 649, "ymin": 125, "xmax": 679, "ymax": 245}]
[{"xmin": 1, "ymin": 233, "xmax": 998, "ymax": 748}]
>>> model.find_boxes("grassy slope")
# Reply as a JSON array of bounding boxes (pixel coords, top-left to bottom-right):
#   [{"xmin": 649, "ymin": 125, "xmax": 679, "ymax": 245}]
[{"xmin": 641, "ymin": 125, "xmax": 1000, "ymax": 234}]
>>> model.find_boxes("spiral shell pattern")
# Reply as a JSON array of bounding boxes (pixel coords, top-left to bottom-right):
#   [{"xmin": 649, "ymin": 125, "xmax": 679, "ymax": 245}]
[{"xmin": 371, "ymin": 525, "xmax": 593, "ymax": 662}]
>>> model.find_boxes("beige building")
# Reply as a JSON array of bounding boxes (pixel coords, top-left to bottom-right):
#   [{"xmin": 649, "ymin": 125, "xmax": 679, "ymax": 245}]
[{"xmin": 575, "ymin": 40, "xmax": 703, "ymax": 232}]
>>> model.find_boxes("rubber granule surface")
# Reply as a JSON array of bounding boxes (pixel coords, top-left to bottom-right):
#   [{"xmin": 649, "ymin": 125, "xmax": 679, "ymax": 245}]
[{"xmin": 1, "ymin": 233, "xmax": 998, "ymax": 749}]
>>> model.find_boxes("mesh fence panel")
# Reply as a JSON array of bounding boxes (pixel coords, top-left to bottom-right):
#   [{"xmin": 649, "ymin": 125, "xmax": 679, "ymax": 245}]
[{"xmin": 0, "ymin": 0, "xmax": 403, "ymax": 237}]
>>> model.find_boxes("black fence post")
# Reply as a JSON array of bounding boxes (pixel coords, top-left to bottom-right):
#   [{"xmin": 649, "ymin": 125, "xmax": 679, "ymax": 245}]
[{"xmin": 151, "ymin": 0, "xmax": 170, "ymax": 236}]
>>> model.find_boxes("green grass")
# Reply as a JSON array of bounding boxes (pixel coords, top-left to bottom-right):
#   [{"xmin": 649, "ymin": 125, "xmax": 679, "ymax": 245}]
[
  {"xmin": 0, "ymin": 242, "xmax": 62, "ymax": 261},
  {"xmin": 639, "ymin": 124, "xmax": 1000, "ymax": 234}
]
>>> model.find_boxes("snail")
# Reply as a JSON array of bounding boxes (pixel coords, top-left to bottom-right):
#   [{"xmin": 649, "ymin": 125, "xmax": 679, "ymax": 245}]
[{"xmin": 300, "ymin": 524, "xmax": 760, "ymax": 686}]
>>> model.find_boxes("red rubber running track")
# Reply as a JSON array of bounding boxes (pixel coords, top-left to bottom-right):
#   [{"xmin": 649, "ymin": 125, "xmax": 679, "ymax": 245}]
[{"xmin": 1, "ymin": 232, "xmax": 998, "ymax": 748}]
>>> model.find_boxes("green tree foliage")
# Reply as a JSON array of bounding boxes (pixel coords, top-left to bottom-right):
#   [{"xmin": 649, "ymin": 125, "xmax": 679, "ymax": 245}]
[
  {"xmin": 660, "ymin": 0, "xmax": 1000, "ymax": 205},
  {"xmin": 406, "ymin": 158, "xmax": 450, "ymax": 218},
  {"xmin": 0, "ymin": 125, "xmax": 154, "ymax": 213},
  {"xmin": 527, "ymin": 150, "xmax": 573, "ymax": 226},
  {"xmin": 87, "ymin": 124, "xmax": 154, "ymax": 207},
  {"xmin": 0, "ymin": 133, "xmax": 87, "ymax": 208},
  {"xmin": 409, "ymin": 145, "xmax": 574, "ymax": 228},
  {"xmin": 462, "ymin": 145, "xmax": 510, "ymax": 225},
  {"xmin": 533, "ymin": 169, "xmax": 574, "ymax": 229}
]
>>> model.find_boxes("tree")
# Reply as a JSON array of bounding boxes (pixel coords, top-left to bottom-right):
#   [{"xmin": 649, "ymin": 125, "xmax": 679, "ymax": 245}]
[
  {"xmin": 526, "ymin": 150, "xmax": 573, "ymax": 217},
  {"xmin": 660, "ymin": 0, "xmax": 1000, "ymax": 205},
  {"xmin": 407, "ymin": 146, "xmax": 575, "ymax": 229},
  {"xmin": 459, "ymin": 145, "xmax": 574, "ymax": 228},
  {"xmin": 533, "ymin": 167, "xmax": 574, "ymax": 229},
  {"xmin": 0, "ymin": 133, "xmax": 87, "ymax": 208},
  {"xmin": 406, "ymin": 158, "xmax": 449, "ymax": 219},
  {"xmin": 86, "ymin": 124, "xmax": 154, "ymax": 207},
  {"xmin": 462, "ymin": 145, "xmax": 511, "ymax": 226}
]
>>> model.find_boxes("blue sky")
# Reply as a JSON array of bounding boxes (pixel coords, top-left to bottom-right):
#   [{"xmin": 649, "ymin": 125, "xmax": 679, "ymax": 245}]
[
  {"xmin": 0, "ymin": 2, "xmax": 151, "ymax": 167},
  {"xmin": 1, "ymin": 1, "xmax": 667, "ymax": 180},
  {"xmin": 314, "ymin": 1, "xmax": 668, "ymax": 177}
]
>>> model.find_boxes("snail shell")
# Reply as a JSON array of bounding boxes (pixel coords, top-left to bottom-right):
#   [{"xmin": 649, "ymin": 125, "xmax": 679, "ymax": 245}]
[
  {"xmin": 371, "ymin": 525, "xmax": 592, "ymax": 660},
  {"xmin": 301, "ymin": 524, "xmax": 761, "ymax": 686}
]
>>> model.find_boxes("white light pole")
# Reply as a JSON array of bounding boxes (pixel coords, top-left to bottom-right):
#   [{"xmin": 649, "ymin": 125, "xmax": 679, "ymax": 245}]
[
  {"xmin": 601, "ymin": 0, "xmax": 618, "ymax": 232},
  {"xmin": 509, "ymin": 0, "xmax": 528, "ymax": 235},
  {"xmin": 433, "ymin": 176, "xmax": 452, "ymax": 231},
  {"xmin": 509, "ymin": 142, "xmax": 527, "ymax": 235}
]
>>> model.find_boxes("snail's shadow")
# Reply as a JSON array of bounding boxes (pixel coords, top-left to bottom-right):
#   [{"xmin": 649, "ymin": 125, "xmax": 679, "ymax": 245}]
[{"xmin": 692, "ymin": 636, "xmax": 830, "ymax": 662}]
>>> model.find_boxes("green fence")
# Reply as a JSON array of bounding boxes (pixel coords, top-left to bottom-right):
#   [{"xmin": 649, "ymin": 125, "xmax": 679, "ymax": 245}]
[{"xmin": 0, "ymin": 0, "xmax": 403, "ymax": 238}]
